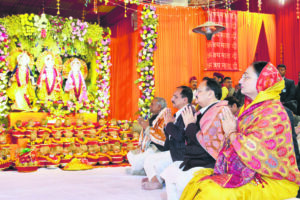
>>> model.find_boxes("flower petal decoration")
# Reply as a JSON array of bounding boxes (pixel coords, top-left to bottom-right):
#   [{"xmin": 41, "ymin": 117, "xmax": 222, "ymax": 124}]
[{"xmin": 136, "ymin": 5, "xmax": 158, "ymax": 119}]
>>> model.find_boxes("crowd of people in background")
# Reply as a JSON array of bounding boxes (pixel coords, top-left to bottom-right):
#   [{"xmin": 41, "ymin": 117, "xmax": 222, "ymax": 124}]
[{"xmin": 126, "ymin": 62, "xmax": 300, "ymax": 200}]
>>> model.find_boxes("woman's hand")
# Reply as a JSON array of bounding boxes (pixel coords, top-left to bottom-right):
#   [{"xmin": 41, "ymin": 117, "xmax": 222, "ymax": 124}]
[
  {"xmin": 182, "ymin": 106, "xmax": 197, "ymax": 128},
  {"xmin": 220, "ymin": 106, "xmax": 237, "ymax": 138}
]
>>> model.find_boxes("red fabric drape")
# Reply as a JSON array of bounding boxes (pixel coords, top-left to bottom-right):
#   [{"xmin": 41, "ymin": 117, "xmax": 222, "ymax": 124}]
[
  {"xmin": 255, "ymin": 21, "xmax": 270, "ymax": 62},
  {"xmin": 276, "ymin": 0, "xmax": 300, "ymax": 82},
  {"xmin": 110, "ymin": 17, "xmax": 140, "ymax": 120}
]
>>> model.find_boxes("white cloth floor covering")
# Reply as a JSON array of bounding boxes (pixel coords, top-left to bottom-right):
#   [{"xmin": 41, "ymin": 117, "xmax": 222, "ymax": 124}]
[
  {"xmin": 0, "ymin": 167, "xmax": 163, "ymax": 200},
  {"xmin": 0, "ymin": 166, "xmax": 299, "ymax": 200}
]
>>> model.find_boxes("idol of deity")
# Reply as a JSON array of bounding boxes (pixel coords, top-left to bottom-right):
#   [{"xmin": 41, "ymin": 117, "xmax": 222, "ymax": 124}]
[
  {"xmin": 36, "ymin": 51, "xmax": 63, "ymax": 103},
  {"xmin": 7, "ymin": 51, "xmax": 36, "ymax": 111},
  {"xmin": 63, "ymin": 58, "xmax": 88, "ymax": 103}
]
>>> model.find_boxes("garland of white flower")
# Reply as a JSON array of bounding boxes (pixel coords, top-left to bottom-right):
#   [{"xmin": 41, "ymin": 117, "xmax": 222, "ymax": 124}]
[
  {"xmin": 136, "ymin": 5, "xmax": 158, "ymax": 118},
  {"xmin": 95, "ymin": 28, "xmax": 111, "ymax": 118},
  {"xmin": 0, "ymin": 25, "xmax": 9, "ymax": 122}
]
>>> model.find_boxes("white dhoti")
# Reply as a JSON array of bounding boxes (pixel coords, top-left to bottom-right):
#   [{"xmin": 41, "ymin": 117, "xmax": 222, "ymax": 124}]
[
  {"xmin": 160, "ymin": 161, "xmax": 203, "ymax": 200},
  {"xmin": 127, "ymin": 145, "xmax": 158, "ymax": 172},
  {"xmin": 144, "ymin": 150, "xmax": 173, "ymax": 184}
]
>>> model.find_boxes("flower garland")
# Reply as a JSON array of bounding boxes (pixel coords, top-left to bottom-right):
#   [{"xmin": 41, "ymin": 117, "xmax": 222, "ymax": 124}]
[
  {"xmin": 20, "ymin": 13, "xmax": 36, "ymax": 37},
  {"xmin": 0, "ymin": 25, "xmax": 9, "ymax": 123},
  {"xmin": 95, "ymin": 28, "xmax": 112, "ymax": 119},
  {"xmin": 70, "ymin": 19, "xmax": 88, "ymax": 42},
  {"xmin": 136, "ymin": 5, "xmax": 158, "ymax": 119},
  {"xmin": 0, "ymin": 14, "xmax": 111, "ymax": 119}
]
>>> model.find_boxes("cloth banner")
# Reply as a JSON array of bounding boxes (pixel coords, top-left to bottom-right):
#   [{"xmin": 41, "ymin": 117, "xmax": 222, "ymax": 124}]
[{"xmin": 207, "ymin": 10, "xmax": 238, "ymax": 71}]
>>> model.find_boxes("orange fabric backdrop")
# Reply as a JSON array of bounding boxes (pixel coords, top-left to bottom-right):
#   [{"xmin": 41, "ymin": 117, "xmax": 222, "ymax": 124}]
[
  {"xmin": 154, "ymin": 7, "xmax": 276, "ymax": 110},
  {"xmin": 109, "ymin": 7, "xmax": 276, "ymax": 118},
  {"xmin": 153, "ymin": 5, "xmax": 207, "ymax": 111}
]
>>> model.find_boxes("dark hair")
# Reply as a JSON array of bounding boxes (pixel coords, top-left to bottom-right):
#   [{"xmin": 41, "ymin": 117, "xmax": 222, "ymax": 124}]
[
  {"xmin": 277, "ymin": 64, "xmax": 286, "ymax": 70},
  {"xmin": 252, "ymin": 61, "xmax": 268, "ymax": 77},
  {"xmin": 223, "ymin": 77, "xmax": 231, "ymax": 82},
  {"xmin": 177, "ymin": 86, "xmax": 193, "ymax": 104},
  {"xmin": 202, "ymin": 77, "xmax": 210, "ymax": 81},
  {"xmin": 204, "ymin": 78, "xmax": 222, "ymax": 100},
  {"xmin": 224, "ymin": 96, "xmax": 241, "ymax": 108}
]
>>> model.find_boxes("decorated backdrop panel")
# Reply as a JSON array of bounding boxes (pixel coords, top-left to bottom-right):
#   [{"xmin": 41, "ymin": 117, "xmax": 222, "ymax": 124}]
[{"xmin": 207, "ymin": 10, "xmax": 238, "ymax": 71}]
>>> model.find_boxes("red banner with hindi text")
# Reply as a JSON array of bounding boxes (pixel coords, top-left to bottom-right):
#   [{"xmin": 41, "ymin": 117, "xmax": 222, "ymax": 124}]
[{"xmin": 206, "ymin": 10, "xmax": 238, "ymax": 71}]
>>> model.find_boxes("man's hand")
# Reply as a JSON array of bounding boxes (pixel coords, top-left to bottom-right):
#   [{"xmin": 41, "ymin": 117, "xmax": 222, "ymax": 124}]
[
  {"xmin": 138, "ymin": 117, "xmax": 149, "ymax": 130},
  {"xmin": 164, "ymin": 108, "xmax": 175, "ymax": 125},
  {"xmin": 182, "ymin": 106, "xmax": 197, "ymax": 128}
]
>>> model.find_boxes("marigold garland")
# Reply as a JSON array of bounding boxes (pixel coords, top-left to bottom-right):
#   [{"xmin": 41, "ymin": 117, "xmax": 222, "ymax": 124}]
[{"xmin": 135, "ymin": 5, "xmax": 158, "ymax": 119}]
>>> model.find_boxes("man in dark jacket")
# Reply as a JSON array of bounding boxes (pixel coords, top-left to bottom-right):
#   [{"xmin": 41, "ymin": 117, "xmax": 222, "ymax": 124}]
[
  {"xmin": 277, "ymin": 64, "xmax": 295, "ymax": 103},
  {"xmin": 142, "ymin": 86, "xmax": 193, "ymax": 190},
  {"xmin": 160, "ymin": 78, "xmax": 227, "ymax": 199}
]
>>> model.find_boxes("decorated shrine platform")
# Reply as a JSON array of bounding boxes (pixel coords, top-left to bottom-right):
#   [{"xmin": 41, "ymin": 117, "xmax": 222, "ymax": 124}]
[{"xmin": 8, "ymin": 112, "xmax": 98, "ymax": 127}]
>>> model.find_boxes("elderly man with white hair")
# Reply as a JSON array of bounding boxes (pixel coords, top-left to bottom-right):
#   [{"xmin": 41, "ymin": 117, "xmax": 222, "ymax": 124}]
[{"xmin": 127, "ymin": 97, "xmax": 168, "ymax": 175}]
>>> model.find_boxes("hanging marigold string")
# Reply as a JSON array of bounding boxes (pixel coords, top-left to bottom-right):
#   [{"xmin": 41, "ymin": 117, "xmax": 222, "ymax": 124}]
[
  {"xmin": 225, "ymin": 0, "xmax": 228, "ymax": 12},
  {"xmin": 124, "ymin": 2, "xmax": 128, "ymax": 17},
  {"xmin": 297, "ymin": 0, "xmax": 300, "ymax": 19},
  {"xmin": 246, "ymin": 0, "xmax": 249, "ymax": 12},
  {"xmin": 258, "ymin": 0, "xmax": 262, "ymax": 12},
  {"xmin": 94, "ymin": 0, "xmax": 98, "ymax": 14},
  {"xmin": 82, "ymin": 6, "xmax": 85, "ymax": 21},
  {"xmin": 57, "ymin": 0, "xmax": 60, "ymax": 15}
]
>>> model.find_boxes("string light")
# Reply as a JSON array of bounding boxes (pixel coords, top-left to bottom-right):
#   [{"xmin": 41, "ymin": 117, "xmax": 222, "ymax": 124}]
[{"xmin": 57, "ymin": 0, "xmax": 60, "ymax": 15}]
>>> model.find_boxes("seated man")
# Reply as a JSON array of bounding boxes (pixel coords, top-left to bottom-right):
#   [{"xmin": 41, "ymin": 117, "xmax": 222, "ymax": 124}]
[
  {"xmin": 160, "ymin": 78, "xmax": 227, "ymax": 200},
  {"xmin": 223, "ymin": 77, "xmax": 235, "ymax": 97},
  {"xmin": 127, "ymin": 97, "xmax": 167, "ymax": 175},
  {"xmin": 142, "ymin": 86, "xmax": 193, "ymax": 190},
  {"xmin": 213, "ymin": 72, "xmax": 227, "ymax": 100}
]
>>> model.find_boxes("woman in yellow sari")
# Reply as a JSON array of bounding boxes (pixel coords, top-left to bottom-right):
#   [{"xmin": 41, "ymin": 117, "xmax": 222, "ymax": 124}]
[{"xmin": 181, "ymin": 62, "xmax": 300, "ymax": 200}]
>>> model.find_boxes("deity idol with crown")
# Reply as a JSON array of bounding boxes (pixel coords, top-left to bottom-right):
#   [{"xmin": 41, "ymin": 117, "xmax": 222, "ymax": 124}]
[
  {"xmin": 7, "ymin": 51, "xmax": 36, "ymax": 111},
  {"xmin": 36, "ymin": 51, "xmax": 63, "ymax": 103},
  {"xmin": 63, "ymin": 58, "xmax": 88, "ymax": 103}
]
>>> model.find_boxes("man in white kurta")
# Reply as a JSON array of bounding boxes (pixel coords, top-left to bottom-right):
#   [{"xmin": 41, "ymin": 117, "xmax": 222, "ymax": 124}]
[{"xmin": 127, "ymin": 97, "xmax": 167, "ymax": 174}]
